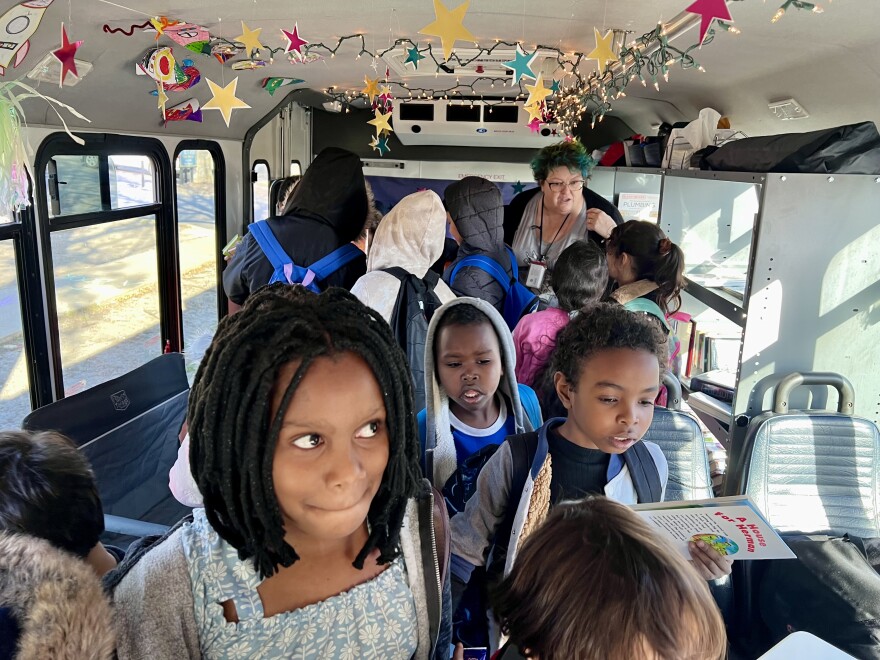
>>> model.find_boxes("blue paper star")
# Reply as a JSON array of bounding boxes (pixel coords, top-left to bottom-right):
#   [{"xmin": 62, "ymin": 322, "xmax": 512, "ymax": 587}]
[
  {"xmin": 503, "ymin": 46, "xmax": 537, "ymax": 83},
  {"xmin": 550, "ymin": 79, "xmax": 560, "ymax": 93},
  {"xmin": 376, "ymin": 135, "xmax": 391, "ymax": 157},
  {"xmin": 512, "ymin": 181, "xmax": 526, "ymax": 194},
  {"xmin": 404, "ymin": 45, "xmax": 425, "ymax": 69}
]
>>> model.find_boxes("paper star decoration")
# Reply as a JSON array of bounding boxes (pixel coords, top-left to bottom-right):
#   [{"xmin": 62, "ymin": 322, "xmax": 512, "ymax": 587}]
[
  {"xmin": 52, "ymin": 23, "xmax": 83, "ymax": 86},
  {"xmin": 282, "ymin": 23, "xmax": 309, "ymax": 54},
  {"xmin": 550, "ymin": 79, "xmax": 561, "ymax": 93},
  {"xmin": 503, "ymin": 45, "xmax": 537, "ymax": 83},
  {"xmin": 685, "ymin": 0, "xmax": 734, "ymax": 44},
  {"xmin": 527, "ymin": 118, "xmax": 541, "ymax": 133},
  {"xmin": 404, "ymin": 45, "xmax": 426, "ymax": 69},
  {"xmin": 525, "ymin": 73, "xmax": 552, "ymax": 109},
  {"xmin": 368, "ymin": 109, "xmax": 394, "ymax": 135},
  {"xmin": 156, "ymin": 81, "xmax": 168, "ymax": 116},
  {"xmin": 236, "ymin": 21, "xmax": 264, "ymax": 55},
  {"xmin": 362, "ymin": 76, "xmax": 381, "ymax": 104},
  {"xmin": 418, "ymin": 0, "xmax": 476, "ymax": 61},
  {"xmin": 376, "ymin": 135, "xmax": 391, "ymax": 157},
  {"xmin": 586, "ymin": 28, "xmax": 617, "ymax": 72},
  {"xmin": 525, "ymin": 102, "xmax": 544, "ymax": 123},
  {"xmin": 369, "ymin": 135, "xmax": 380, "ymax": 151},
  {"xmin": 512, "ymin": 181, "xmax": 526, "ymax": 194},
  {"xmin": 202, "ymin": 77, "xmax": 251, "ymax": 127}
]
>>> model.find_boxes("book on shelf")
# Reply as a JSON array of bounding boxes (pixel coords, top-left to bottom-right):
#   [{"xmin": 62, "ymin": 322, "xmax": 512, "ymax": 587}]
[{"xmin": 630, "ymin": 496, "xmax": 795, "ymax": 561}]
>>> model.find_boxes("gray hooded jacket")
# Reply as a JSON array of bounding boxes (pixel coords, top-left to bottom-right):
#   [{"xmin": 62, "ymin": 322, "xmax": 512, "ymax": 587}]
[
  {"xmin": 442, "ymin": 177, "xmax": 513, "ymax": 314},
  {"xmin": 422, "ymin": 297, "xmax": 540, "ymax": 488}
]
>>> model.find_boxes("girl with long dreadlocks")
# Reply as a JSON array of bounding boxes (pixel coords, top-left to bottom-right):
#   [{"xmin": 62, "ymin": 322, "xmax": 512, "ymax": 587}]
[{"xmin": 108, "ymin": 284, "xmax": 451, "ymax": 660}]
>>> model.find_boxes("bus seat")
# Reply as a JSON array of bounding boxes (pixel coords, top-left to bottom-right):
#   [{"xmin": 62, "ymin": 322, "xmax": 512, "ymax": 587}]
[
  {"xmin": 729, "ymin": 372, "xmax": 880, "ymax": 537},
  {"xmin": 725, "ymin": 373, "xmax": 880, "ymax": 656},
  {"xmin": 22, "ymin": 353, "xmax": 192, "ymax": 546},
  {"xmin": 643, "ymin": 373, "xmax": 714, "ymax": 502}
]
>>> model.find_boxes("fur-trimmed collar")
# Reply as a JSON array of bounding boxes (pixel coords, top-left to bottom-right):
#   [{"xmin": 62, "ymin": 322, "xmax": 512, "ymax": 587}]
[{"xmin": 0, "ymin": 532, "xmax": 115, "ymax": 660}]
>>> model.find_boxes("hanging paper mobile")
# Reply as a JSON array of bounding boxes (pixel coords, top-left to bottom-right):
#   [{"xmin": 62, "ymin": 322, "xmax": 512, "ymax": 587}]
[
  {"xmin": 261, "ymin": 77, "xmax": 305, "ymax": 95},
  {"xmin": 202, "ymin": 77, "xmax": 250, "ymax": 127},
  {"xmin": 418, "ymin": 0, "xmax": 476, "ymax": 60},
  {"xmin": 404, "ymin": 45, "xmax": 426, "ymax": 70},
  {"xmin": 282, "ymin": 23, "xmax": 309, "ymax": 55},
  {"xmin": 236, "ymin": 21, "xmax": 264, "ymax": 56},
  {"xmin": 52, "ymin": 23, "xmax": 83, "ymax": 86},
  {"xmin": 503, "ymin": 45, "xmax": 537, "ymax": 84},
  {"xmin": 164, "ymin": 97, "xmax": 202, "ymax": 123},
  {"xmin": 685, "ymin": 0, "xmax": 734, "ymax": 44},
  {"xmin": 368, "ymin": 108, "xmax": 393, "ymax": 135},
  {"xmin": 585, "ymin": 28, "xmax": 616, "ymax": 72},
  {"xmin": 0, "ymin": 0, "xmax": 54, "ymax": 76},
  {"xmin": 524, "ymin": 73, "xmax": 552, "ymax": 109}
]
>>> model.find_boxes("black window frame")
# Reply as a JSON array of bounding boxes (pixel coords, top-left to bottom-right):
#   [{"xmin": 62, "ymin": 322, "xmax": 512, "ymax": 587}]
[
  {"xmin": 173, "ymin": 140, "xmax": 228, "ymax": 323},
  {"xmin": 251, "ymin": 159, "xmax": 271, "ymax": 222},
  {"xmin": 34, "ymin": 132, "xmax": 179, "ymax": 400}
]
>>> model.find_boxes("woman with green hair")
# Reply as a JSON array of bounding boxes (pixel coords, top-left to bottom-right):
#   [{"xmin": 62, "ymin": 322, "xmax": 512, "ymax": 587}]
[{"xmin": 506, "ymin": 140, "xmax": 623, "ymax": 297}]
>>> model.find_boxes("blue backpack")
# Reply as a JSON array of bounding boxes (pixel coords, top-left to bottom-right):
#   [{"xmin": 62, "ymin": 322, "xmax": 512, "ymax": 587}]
[
  {"xmin": 449, "ymin": 247, "xmax": 539, "ymax": 330},
  {"xmin": 249, "ymin": 220, "xmax": 361, "ymax": 293}
]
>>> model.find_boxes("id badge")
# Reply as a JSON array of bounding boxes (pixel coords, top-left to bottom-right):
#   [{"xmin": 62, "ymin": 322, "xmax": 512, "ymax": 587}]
[
  {"xmin": 462, "ymin": 649, "xmax": 489, "ymax": 660},
  {"xmin": 526, "ymin": 260, "xmax": 547, "ymax": 289}
]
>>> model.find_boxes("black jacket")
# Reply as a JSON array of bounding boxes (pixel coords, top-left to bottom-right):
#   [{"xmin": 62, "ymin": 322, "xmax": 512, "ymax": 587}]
[
  {"xmin": 502, "ymin": 185, "xmax": 624, "ymax": 245},
  {"xmin": 223, "ymin": 147, "xmax": 368, "ymax": 305},
  {"xmin": 442, "ymin": 177, "xmax": 512, "ymax": 314}
]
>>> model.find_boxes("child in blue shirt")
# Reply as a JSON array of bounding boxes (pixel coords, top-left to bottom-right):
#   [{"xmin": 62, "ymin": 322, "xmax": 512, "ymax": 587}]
[{"xmin": 418, "ymin": 298, "xmax": 542, "ymax": 490}]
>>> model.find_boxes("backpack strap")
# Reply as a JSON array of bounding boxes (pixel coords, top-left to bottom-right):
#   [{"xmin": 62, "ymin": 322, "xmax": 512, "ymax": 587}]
[
  {"xmin": 449, "ymin": 254, "xmax": 513, "ymax": 291},
  {"xmin": 504, "ymin": 246, "xmax": 520, "ymax": 280},
  {"xmin": 624, "ymin": 297, "xmax": 671, "ymax": 332},
  {"xmin": 305, "ymin": 243, "xmax": 362, "ymax": 289},
  {"xmin": 624, "ymin": 441, "xmax": 663, "ymax": 503},
  {"xmin": 494, "ymin": 431, "xmax": 540, "ymax": 555},
  {"xmin": 249, "ymin": 220, "xmax": 299, "ymax": 284},
  {"xmin": 432, "ymin": 486, "xmax": 451, "ymax": 589}
]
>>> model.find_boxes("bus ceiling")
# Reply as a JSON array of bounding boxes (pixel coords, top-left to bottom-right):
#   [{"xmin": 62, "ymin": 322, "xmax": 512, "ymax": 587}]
[{"xmin": 4, "ymin": 0, "xmax": 877, "ymax": 144}]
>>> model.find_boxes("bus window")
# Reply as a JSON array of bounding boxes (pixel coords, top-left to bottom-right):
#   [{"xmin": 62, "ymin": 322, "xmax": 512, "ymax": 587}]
[
  {"xmin": 252, "ymin": 160, "xmax": 270, "ymax": 221},
  {"xmin": 49, "ymin": 215, "xmax": 162, "ymax": 395},
  {"xmin": 108, "ymin": 155, "xmax": 157, "ymax": 210},
  {"xmin": 46, "ymin": 155, "xmax": 103, "ymax": 217},
  {"xmin": 175, "ymin": 148, "xmax": 222, "ymax": 381},
  {"xmin": 0, "ymin": 216, "xmax": 30, "ymax": 428}
]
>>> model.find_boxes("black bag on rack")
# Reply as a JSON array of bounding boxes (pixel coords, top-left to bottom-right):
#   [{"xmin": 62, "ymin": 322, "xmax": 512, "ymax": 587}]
[{"xmin": 702, "ymin": 121, "xmax": 880, "ymax": 174}]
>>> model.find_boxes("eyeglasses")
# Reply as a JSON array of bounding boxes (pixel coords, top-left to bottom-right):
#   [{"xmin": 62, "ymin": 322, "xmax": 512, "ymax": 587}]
[{"xmin": 546, "ymin": 180, "xmax": 585, "ymax": 192}]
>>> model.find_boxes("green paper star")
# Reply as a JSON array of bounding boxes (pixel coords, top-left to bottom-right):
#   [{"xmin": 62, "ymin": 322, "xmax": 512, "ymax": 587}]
[
  {"xmin": 512, "ymin": 181, "xmax": 526, "ymax": 194},
  {"xmin": 503, "ymin": 45, "xmax": 537, "ymax": 83},
  {"xmin": 376, "ymin": 135, "xmax": 391, "ymax": 157},
  {"xmin": 404, "ymin": 45, "xmax": 426, "ymax": 69},
  {"xmin": 550, "ymin": 79, "xmax": 561, "ymax": 93}
]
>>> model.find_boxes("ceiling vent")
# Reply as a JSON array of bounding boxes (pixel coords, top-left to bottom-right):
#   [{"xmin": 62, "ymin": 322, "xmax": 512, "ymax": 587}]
[
  {"xmin": 768, "ymin": 98, "xmax": 809, "ymax": 120},
  {"xmin": 392, "ymin": 99, "xmax": 558, "ymax": 148},
  {"xmin": 383, "ymin": 47, "xmax": 558, "ymax": 79}
]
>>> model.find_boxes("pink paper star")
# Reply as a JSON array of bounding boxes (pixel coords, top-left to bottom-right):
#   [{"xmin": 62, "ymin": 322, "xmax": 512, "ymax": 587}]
[
  {"xmin": 52, "ymin": 23, "xmax": 83, "ymax": 85},
  {"xmin": 685, "ymin": 0, "xmax": 734, "ymax": 44},
  {"xmin": 527, "ymin": 118, "xmax": 541, "ymax": 133},
  {"xmin": 282, "ymin": 23, "xmax": 309, "ymax": 54}
]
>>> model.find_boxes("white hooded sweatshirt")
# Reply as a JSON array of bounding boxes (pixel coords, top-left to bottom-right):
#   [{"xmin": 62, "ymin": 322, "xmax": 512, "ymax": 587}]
[{"xmin": 351, "ymin": 190, "xmax": 456, "ymax": 322}]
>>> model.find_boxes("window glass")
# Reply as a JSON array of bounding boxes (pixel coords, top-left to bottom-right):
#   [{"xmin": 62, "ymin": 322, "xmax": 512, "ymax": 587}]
[
  {"xmin": 0, "ymin": 241, "xmax": 30, "ymax": 428},
  {"xmin": 109, "ymin": 155, "xmax": 157, "ymax": 209},
  {"xmin": 176, "ymin": 150, "xmax": 219, "ymax": 381},
  {"xmin": 47, "ymin": 155, "xmax": 102, "ymax": 217},
  {"xmin": 50, "ymin": 216, "xmax": 162, "ymax": 392},
  {"xmin": 253, "ymin": 162, "xmax": 270, "ymax": 220}
]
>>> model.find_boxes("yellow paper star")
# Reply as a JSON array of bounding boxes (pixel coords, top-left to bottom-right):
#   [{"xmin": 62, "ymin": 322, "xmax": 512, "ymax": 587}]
[
  {"xmin": 202, "ymin": 77, "xmax": 251, "ymax": 128},
  {"xmin": 586, "ymin": 27, "xmax": 617, "ymax": 72},
  {"xmin": 380, "ymin": 84, "xmax": 392, "ymax": 97},
  {"xmin": 418, "ymin": 0, "xmax": 476, "ymax": 60},
  {"xmin": 362, "ymin": 76, "xmax": 381, "ymax": 103},
  {"xmin": 236, "ymin": 21, "xmax": 264, "ymax": 55},
  {"xmin": 524, "ymin": 102, "xmax": 544, "ymax": 123},
  {"xmin": 368, "ymin": 109, "xmax": 393, "ymax": 135},
  {"xmin": 524, "ymin": 73, "xmax": 552, "ymax": 109},
  {"xmin": 156, "ymin": 81, "xmax": 168, "ymax": 115}
]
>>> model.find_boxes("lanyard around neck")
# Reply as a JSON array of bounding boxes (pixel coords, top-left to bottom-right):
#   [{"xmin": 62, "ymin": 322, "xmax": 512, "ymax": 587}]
[{"xmin": 536, "ymin": 201, "xmax": 571, "ymax": 261}]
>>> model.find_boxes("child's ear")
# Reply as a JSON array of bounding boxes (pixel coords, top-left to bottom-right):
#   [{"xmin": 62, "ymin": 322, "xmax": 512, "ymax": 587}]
[{"xmin": 554, "ymin": 371, "xmax": 574, "ymax": 411}]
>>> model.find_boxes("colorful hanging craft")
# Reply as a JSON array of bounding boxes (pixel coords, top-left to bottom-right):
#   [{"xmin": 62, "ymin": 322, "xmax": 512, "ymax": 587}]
[{"xmin": 0, "ymin": 0, "xmax": 53, "ymax": 76}]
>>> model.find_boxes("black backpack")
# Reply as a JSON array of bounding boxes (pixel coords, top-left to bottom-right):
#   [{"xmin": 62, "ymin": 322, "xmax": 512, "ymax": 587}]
[
  {"xmin": 759, "ymin": 534, "xmax": 880, "ymax": 658},
  {"xmin": 382, "ymin": 267, "xmax": 443, "ymax": 412}
]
